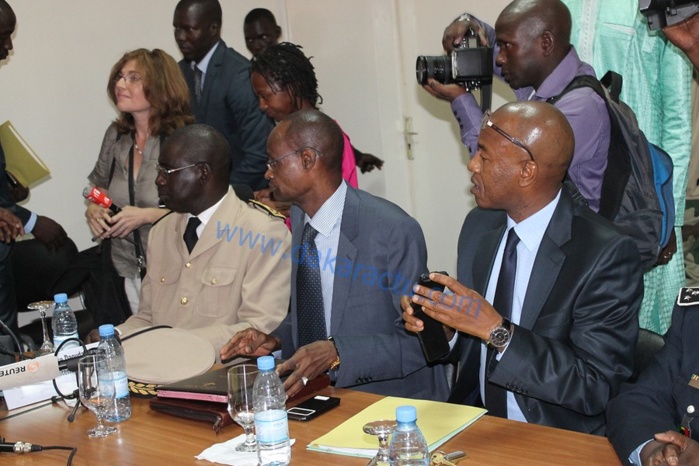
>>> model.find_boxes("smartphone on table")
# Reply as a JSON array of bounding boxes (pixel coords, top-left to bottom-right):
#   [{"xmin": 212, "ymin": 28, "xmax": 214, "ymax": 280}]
[{"xmin": 287, "ymin": 395, "xmax": 340, "ymax": 421}]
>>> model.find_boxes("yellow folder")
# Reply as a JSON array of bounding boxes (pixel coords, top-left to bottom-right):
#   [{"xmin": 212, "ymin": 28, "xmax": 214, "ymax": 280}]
[
  {"xmin": 0, "ymin": 120, "xmax": 50, "ymax": 187},
  {"xmin": 307, "ymin": 396, "xmax": 486, "ymax": 458}
]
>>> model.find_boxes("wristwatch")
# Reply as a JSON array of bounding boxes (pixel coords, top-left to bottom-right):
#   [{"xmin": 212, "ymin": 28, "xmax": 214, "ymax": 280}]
[
  {"xmin": 327, "ymin": 336, "xmax": 341, "ymax": 370},
  {"xmin": 487, "ymin": 318, "xmax": 513, "ymax": 349}
]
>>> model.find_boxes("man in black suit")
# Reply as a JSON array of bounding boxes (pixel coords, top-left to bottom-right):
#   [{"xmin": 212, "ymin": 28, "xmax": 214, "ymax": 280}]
[
  {"xmin": 403, "ymin": 101, "xmax": 642, "ymax": 435},
  {"xmin": 173, "ymin": 0, "xmax": 273, "ymax": 190},
  {"xmin": 607, "ymin": 290, "xmax": 699, "ymax": 465},
  {"xmin": 0, "ymin": 0, "xmax": 67, "ymax": 333}
]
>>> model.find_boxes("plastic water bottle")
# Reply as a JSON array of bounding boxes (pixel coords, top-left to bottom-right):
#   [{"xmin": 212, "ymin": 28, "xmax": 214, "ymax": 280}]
[
  {"xmin": 388, "ymin": 405, "xmax": 429, "ymax": 466},
  {"xmin": 253, "ymin": 356, "xmax": 291, "ymax": 466},
  {"xmin": 97, "ymin": 324, "xmax": 131, "ymax": 422},
  {"xmin": 51, "ymin": 293, "xmax": 79, "ymax": 351}
]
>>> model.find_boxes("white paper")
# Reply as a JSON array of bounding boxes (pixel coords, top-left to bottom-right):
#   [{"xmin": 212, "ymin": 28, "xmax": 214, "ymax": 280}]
[{"xmin": 3, "ymin": 343, "xmax": 98, "ymax": 410}]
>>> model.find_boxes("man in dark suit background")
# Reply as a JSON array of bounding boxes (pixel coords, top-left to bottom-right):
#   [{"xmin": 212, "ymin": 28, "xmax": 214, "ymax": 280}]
[
  {"xmin": 0, "ymin": 0, "xmax": 67, "ymax": 333},
  {"xmin": 403, "ymin": 101, "xmax": 642, "ymax": 434},
  {"xmin": 173, "ymin": 0, "xmax": 273, "ymax": 190},
  {"xmin": 221, "ymin": 109, "xmax": 449, "ymax": 401}
]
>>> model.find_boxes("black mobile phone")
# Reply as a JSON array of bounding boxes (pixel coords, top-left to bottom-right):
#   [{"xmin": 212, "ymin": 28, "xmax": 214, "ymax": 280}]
[
  {"xmin": 411, "ymin": 271, "xmax": 450, "ymax": 363},
  {"xmin": 287, "ymin": 395, "xmax": 340, "ymax": 421}
]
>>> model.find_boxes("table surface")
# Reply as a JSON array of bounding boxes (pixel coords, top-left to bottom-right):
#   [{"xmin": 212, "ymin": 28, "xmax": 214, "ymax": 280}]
[{"xmin": 0, "ymin": 387, "xmax": 621, "ymax": 465}]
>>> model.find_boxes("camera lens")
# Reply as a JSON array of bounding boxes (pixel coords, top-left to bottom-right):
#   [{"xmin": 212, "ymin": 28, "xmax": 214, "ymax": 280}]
[{"xmin": 415, "ymin": 55, "xmax": 451, "ymax": 85}]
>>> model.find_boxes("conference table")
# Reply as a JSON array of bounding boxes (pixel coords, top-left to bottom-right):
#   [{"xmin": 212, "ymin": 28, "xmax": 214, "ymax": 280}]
[{"xmin": 1, "ymin": 387, "xmax": 621, "ymax": 465}]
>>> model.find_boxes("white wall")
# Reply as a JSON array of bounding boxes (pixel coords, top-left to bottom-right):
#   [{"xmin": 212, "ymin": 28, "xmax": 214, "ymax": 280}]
[
  {"xmin": 1, "ymin": 1, "xmax": 283, "ymax": 250},
  {"xmin": 1, "ymin": 1, "xmax": 511, "ymax": 275}
]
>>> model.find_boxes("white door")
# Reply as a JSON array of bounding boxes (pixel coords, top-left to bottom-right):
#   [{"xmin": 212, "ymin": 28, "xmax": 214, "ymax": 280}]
[{"xmin": 282, "ymin": 0, "xmax": 513, "ymax": 275}]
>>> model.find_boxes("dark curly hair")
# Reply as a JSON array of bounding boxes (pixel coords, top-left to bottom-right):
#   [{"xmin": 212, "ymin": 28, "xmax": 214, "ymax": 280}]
[{"xmin": 251, "ymin": 42, "xmax": 323, "ymax": 111}]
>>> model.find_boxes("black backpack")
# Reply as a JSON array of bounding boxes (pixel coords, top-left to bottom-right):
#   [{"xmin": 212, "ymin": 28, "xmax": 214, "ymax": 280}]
[{"xmin": 549, "ymin": 71, "xmax": 675, "ymax": 271}]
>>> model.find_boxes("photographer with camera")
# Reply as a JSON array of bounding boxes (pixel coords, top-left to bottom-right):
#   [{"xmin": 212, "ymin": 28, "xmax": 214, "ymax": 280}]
[{"xmin": 424, "ymin": 0, "xmax": 610, "ymax": 212}]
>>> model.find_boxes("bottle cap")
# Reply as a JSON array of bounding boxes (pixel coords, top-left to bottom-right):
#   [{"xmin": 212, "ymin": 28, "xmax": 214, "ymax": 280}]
[
  {"xmin": 395, "ymin": 405, "xmax": 417, "ymax": 423},
  {"xmin": 53, "ymin": 293, "xmax": 68, "ymax": 304},
  {"xmin": 99, "ymin": 324, "xmax": 115, "ymax": 337},
  {"xmin": 257, "ymin": 355, "xmax": 275, "ymax": 371}
]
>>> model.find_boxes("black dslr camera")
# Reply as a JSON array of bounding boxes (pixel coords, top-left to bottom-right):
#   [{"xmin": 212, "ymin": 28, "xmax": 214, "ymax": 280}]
[
  {"xmin": 639, "ymin": 0, "xmax": 699, "ymax": 30},
  {"xmin": 415, "ymin": 29, "xmax": 493, "ymax": 90}
]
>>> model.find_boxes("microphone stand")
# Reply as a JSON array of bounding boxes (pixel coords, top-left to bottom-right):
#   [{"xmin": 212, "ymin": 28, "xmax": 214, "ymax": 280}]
[
  {"xmin": 66, "ymin": 388, "xmax": 83, "ymax": 423},
  {"xmin": 50, "ymin": 338, "xmax": 90, "ymax": 423}
]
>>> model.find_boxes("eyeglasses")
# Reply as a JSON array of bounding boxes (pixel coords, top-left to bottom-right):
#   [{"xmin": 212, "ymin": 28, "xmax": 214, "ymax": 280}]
[
  {"xmin": 481, "ymin": 111, "xmax": 535, "ymax": 161},
  {"xmin": 112, "ymin": 73, "xmax": 142, "ymax": 85},
  {"xmin": 155, "ymin": 162, "xmax": 203, "ymax": 179},
  {"xmin": 266, "ymin": 147, "xmax": 322, "ymax": 170}
]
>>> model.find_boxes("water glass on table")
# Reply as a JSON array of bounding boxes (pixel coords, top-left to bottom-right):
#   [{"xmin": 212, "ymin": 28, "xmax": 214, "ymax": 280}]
[
  {"xmin": 77, "ymin": 354, "xmax": 117, "ymax": 438},
  {"xmin": 227, "ymin": 364, "xmax": 259, "ymax": 452}
]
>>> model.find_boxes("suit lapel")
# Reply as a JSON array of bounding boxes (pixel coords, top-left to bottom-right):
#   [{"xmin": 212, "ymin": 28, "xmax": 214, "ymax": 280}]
[
  {"xmin": 329, "ymin": 188, "xmax": 359, "ymax": 335},
  {"xmin": 198, "ymin": 40, "xmax": 226, "ymax": 119},
  {"xmin": 472, "ymin": 222, "xmax": 506, "ymax": 295},
  {"xmin": 519, "ymin": 192, "xmax": 573, "ymax": 328}
]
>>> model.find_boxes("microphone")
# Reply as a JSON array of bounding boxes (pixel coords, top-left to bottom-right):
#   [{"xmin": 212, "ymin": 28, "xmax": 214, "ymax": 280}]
[
  {"xmin": 0, "ymin": 350, "xmax": 92, "ymax": 390},
  {"xmin": 0, "ymin": 441, "xmax": 42, "ymax": 453},
  {"xmin": 82, "ymin": 186, "xmax": 121, "ymax": 214}
]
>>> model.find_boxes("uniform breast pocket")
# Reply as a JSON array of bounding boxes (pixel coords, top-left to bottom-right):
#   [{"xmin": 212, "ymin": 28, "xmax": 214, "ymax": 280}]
[
  {"xmin": 197, "ymin": 266, "xmax": 237, "ymax": 317},
  {"xmin": 673, "ymin": 375, "xmax": 699, "ymax": 420},
  {"xmin": 150, "ymin": 267, "xmax": 182, "ymax": 305}
]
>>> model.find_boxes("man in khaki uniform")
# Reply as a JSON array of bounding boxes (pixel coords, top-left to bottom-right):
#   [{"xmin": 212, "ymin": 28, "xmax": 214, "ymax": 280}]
[{"xmin": 115, "ymin": 124, "xmax": 291, "ymax": 353}]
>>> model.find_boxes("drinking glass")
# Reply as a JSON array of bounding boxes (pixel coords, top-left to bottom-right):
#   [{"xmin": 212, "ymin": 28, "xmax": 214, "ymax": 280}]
[
  {"xmin": 77, "ymin": 354, "xmax": 117, "ymax": 438},
  {"xmin": 27, "ymin": 300, "xmax": 54, "ymax": 355},
  {"xmin": 363, "ymin": 419, "xmax": 397, "ymax": 466},
  {"xmin": 227, "ymin": 364, "xmax": 259, "ymax": 452}
]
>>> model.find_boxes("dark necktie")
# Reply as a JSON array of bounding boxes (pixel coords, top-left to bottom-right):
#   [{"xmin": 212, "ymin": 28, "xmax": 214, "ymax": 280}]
[
  {"xmin": 485, "ymin": 228, "xmax": 520, "ymax": 418},
  {"xmin": 297, "ymin": 223, "xmax": 327, "ymax": 347},
  {"xmin": 193, "ymin": 66, "xmax": 203, "ymax": 103},
  {"xmin": 183, "ymin": 216, "xmax": 201, "ymax": 254}
]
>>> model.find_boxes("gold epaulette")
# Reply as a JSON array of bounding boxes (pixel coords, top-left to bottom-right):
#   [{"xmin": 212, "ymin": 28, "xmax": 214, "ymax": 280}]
[
  {"xmin": 247, "ymin": 199, "xmax": 286, "ymax": 220},
  {"xmin": 677, "ymin": 287, "xmax": 699, "ymax": 306},
  {"xmin": 128, "ymin": 380, "xmax": 158, "ymax": 397}
]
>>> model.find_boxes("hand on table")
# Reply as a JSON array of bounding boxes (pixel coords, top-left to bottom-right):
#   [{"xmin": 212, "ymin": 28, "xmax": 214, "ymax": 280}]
[
  {"xmin": 276, "ymin": 340, "xmax": 337, "ymax": 399},
  {"xmin": 220, "ymin": 327, "xmax": 280, "ymax": 361}
]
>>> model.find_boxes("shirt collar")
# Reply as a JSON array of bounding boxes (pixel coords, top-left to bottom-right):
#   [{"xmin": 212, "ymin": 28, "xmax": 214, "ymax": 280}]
[
  {"xmin": 305, "ymin": 181, "xmax": 347, "ymax": 238},
  {"xmin": 189, "ymin": 189, "xmax": 227, "ymax": 228},
  {"xmin": 192, "ymin": 41, "xmax": 220, "ymax": 74},
  {"xmin": 533, "ymin": 46, "xmax": 591, "ymax": 99},
  {"xmin": 506, "ymin": 189, "xmax": 561, "ymax": 252}
]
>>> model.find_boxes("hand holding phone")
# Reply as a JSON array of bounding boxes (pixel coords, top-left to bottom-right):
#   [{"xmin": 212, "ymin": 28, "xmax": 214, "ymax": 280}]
[{"xmin": 411, "ymin": 272, "xmax": 450, "ymax": 363}]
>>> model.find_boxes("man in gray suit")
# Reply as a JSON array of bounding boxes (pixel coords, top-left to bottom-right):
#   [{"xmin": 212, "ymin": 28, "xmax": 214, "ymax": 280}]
[
  {"xmin": 403, "ymin": 101, "xmax": 641, "ymax": 434},
  {"xmin": 221, "ymin": 110, "xmax": 449, "ymax": 401},
  {"xmin": 173, "ymin": 0, "xmax": 273, "ymax": 190}
]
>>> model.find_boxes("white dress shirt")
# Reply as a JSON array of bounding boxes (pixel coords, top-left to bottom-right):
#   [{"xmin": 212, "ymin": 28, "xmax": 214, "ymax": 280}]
[
  {"xmin": 303, "ymin": 181, "xmax": 347, "ymax": 335},
  {"xmin": 479, "ymin": 190, "xmax": 562, "ymax": 422}
]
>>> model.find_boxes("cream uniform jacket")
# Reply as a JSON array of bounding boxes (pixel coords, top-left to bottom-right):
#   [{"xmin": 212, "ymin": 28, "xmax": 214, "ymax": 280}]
[{"xmin": 118, "ymin": 188, "xmax": 291, "ymax": 353}]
